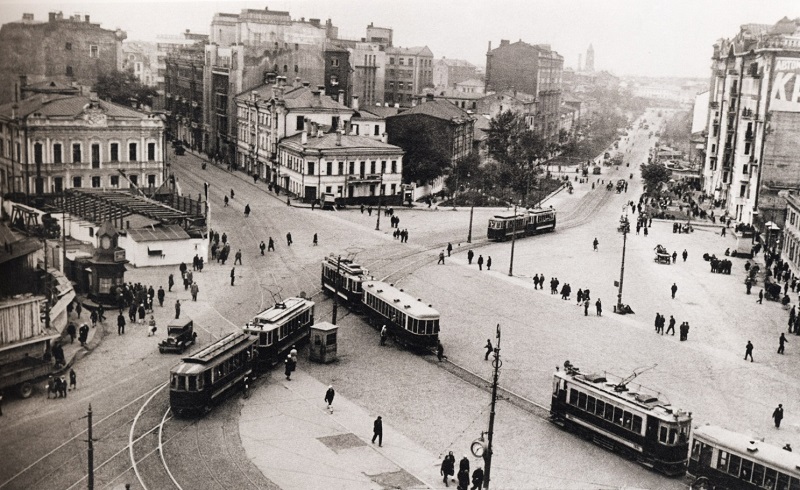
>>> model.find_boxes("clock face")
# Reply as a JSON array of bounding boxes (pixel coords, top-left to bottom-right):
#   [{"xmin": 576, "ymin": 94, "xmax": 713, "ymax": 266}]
[{"xmin": 101, "ymin": 236, "xmax": 112, "ymax": 249}]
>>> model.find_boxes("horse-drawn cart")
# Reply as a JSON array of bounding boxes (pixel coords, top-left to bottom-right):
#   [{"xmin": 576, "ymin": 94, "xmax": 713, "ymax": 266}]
[{"xmin": 654, "ymin": 244, "xmax": 671, "ymax": 264}]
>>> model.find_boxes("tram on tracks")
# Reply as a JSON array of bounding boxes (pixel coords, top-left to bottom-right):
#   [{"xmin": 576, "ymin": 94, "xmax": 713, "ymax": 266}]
[
  {"xmin": 550, "ymin": 361, "xmax": 692, "ymax": 476},
  {"xmin": 487, "ymin": 208, "xmax": 556, "ymax": 241},
  {"xmin": 169, "ymin": 332, "xmax": 256, "ymax": 417},
  {"xmin": 361, "ymin": 280, "xmax": 440, "ymax": 349},
  {"xmin": 688, "ymin": 425, "xmax": 800, "ymax": 489},
  {"xmin": 321, "ymin": 255, "xmax": 372, "ymax": 305},
  {"xmin": 243, "ymin": 297, "xmax": 315, "ymax": 369}
]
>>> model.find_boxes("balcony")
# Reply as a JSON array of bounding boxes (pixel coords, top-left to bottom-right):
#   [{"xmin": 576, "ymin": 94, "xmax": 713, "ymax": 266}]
[
  {"xmin": 741, "ymin": 108, "xmax": 754, "ymax": 119},
  {"xmin": 709, "ymin": 101, "xmax": 719, "ymax": 109}
]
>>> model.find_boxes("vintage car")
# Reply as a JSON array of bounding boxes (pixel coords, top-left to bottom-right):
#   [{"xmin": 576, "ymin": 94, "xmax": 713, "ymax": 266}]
[{"xmin": 159, "ymin": 319, "xmax": 197, "ymax": 354}]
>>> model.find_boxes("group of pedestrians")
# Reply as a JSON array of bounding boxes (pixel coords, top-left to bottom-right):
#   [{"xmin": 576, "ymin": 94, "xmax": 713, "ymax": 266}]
[
  {"xmin": 653, "ymin": 313, "xmax": 690, "ymax": 340},
  {"xmin": 440, "ymin": 452, "xmax": 484, "ymax": 489},
  {"xmin": 46, "ymin": 369, "xmax": 76, "ymax": 399}
]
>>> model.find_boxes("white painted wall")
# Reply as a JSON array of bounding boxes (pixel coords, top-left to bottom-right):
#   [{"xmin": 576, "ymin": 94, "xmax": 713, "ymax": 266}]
[{"xmin": 119, "ymin": 235, "xmax": 207, "ymax": 267}]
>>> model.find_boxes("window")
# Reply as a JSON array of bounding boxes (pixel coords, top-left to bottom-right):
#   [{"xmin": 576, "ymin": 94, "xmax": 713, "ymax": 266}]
[
  {"xmin": 147, "ymin": 142, "xmax": 156, "ymax": 161},
  {"xmin": 391, "ymin": 161, "xmax": 397, "ymax": 173},
  {"xmin": 54, "ymin": 177, "xmax": 63, "ymax": 193},
  {"xmin": 338, "ymin": 162, "xmax": 343, "ymax": 175},
  {"xmin": 408, "ymin": 58, "xmax": 413, "ymax": 66},
  {"xmin": 381, "ymin": 161, "xmax": 386, "ymax": 173},
  {"xmin": 66, "ymin": 66, "xmax": 73, "ymax": 76},
  {"xmin": 332, "ymin": 58, "xmax": 339, "ymax": 67},
  {"xmin": 308, "ymin": 161, "xmax": 315, "ymax": 175},
  {"xmin": 129, "ymin": 142, "xmax": 137, "ymax": 161},
  {"xmin": 389, "ymin": 57, "xmax": 395, "ymax": 65},
  {"xmin": 360, "ymin": 161, "xmax": 365, "ymax": 176},
  {"xmin": 91, "ymin": 143, "xmax": 100, "ymax": 168},
  {"xmin": 110, "ymin": 143, "xmax": 119, "ymax": 162},
  {"xmin": 283, "ymin": 64, "xmax": 288, "ymax": 72},
  {"xmin": 349, "ymin": 162, "xmax": 354, "ymax": 174},
  {"xmin": 595, "ymin": 400, "xmax": 605, "ymax": 416},
  {"xmin": 294, "ymin": 64, "xmax": 298, "ymax": 73},
  {"xmin": 34, "ymin": 143, "xmax": 43, "ymax": 164},
  {"xmin": 90, "ymin": 45, "xmax": 98, "ymax": 58},
  {"xmin": 92, "ymin": 176, "xmax": 101, "ymax": 188},
  {"xmin": 110, "ymin": 175, "xmax": 119, "ymax": 188},
  {"xmin": 569, "ymin": 389, "xmax": 578, "ymax": 405},
  {"xmin": 72, "ymin": 176, "xmax": 81, "ymax": 188},
  {"xmin": 399, "ymin": 58, "xmax": 404, "ymax": 65},
  {"xmin": 370, "ymin": 161, "xmax": 376, "ymax": 174},
  {"xmin": 296, "ymin": 116, "xmax": 304, "ymax": 131},
  {"xmin": 148, "ymin": 174, "xmax": 156, "ymax": 186},
  {"xmin": 326, "ymin": 162, "xmax": 332, "ymax": 175},
  {"xmin": 374, "ymin": 125, "xmax": 380, "ymax": 136},
  {"xmin": 332, "ymin": 116, "xmax": 339, "ymax": 130},
  {"xmin": 744, "ymin": 142, "xmax": 751, "ymax": 155},
  {"xmin": 72, "ymin": 143, "xmax": 81, "ymax": 163},
  {"xmin": 51, "ymin": 143, "xmax": 61, "ymax": 164},
  {"xmin": 578, "ymin": 392, "xmax": 587, "ymax": 410},
  {"xmin": 65, "ymin": 42, "xmax": 72, "ymax": 50}
]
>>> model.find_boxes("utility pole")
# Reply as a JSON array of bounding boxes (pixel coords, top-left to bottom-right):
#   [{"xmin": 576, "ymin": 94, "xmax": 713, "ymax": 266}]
[
  {"xmin": 87, "ymin": 404, "xmax": 94, "ymax": 490},
  {"xmin": 483, "ymin": 323, "xmax": 501, "ymax": 488},
  {"xmin": 508, "ymin": 205, "xmax": 518, "ymax": 276},
  {"xmin": 616, "ymin": 214, "xmax": 630, "ymax": 313},
  {"xmin": 375, "ymin": 180, "xmax": 384, "ymax": 231},
  {"xmin": 43, "ymin": 238, "xmax": 50, "ymax": 331},
  {"xmin": 331, "ymin": 256, "xmax": 341, "ymax": 325},
  {"xmin": 467, "ymin": 204, "xmax": 474, "ymax": 243},
  {"xmin": 61, "ymin": 205, "xmax": 67, "ymax": 274}
]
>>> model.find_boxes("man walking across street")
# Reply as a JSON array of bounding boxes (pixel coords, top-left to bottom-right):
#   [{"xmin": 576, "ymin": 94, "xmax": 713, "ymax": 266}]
[
  {"xmin": 447, "ymin": 243, "xmax": 453, "ymax": 257},
  {"xmin": 773, "ymin": 404, "xmax": 784, "ymax": 428},
  {"xmin": 758, "ymin": 289, "xmax": 764, "ymax": 304},
  {"xmin": 380, "ymin": 325, "xmax": 387, "ymax": 346},
  {"xmin": 260, "ymin": 241, "xmax": 266, "ymax": 255},
  {"xmin": 666, "ymin": 316, "xmax": 676, "ymax": 336},
  {"xmin": 117, "ymin": 312, "xmax": 126, "ymax": 335},
  {"xmin": 234, "ymin": 249, "xmax": 242, "ymax": 265},
  {"xmin": 682, "ymin": 249, "xmax": 688, "ymax": 262},
  {"xmin": 595, "ymin": 298, "xmax": 602, "ymax": 316},
  {"xmin": 157, "ymin": 286, "xmax": 165, "ymax": 307},
  {"xmin": 372, "ymin": 416, "xmax": 383, "ymax": 446},
  {"xmin": 268, "ymin": 237, "xmax": 275, "ymax": 251},
  {"xmin": 671, "ymin": 283, "xmax": 678, "ymax": 299},
  {"xmin": 467, "ymin": 250, "xmax": 474, "ymax": 264},
  {"xmin": 286, "ymin": 232, "xmax": 293, "ymax": 247},
  {"xmin": 593, "ymin": 237, "xmax": 599, "ymax": 251},
  {"xmin": 231, "ymin": 267, "xmax": 236, "ymax": 286},
  {"xmin": 168, "ymin": 273, "xmax": 174, "ymax": 292},
  {"xmin": 324, "ymin": 385, "xmax": 335, "ymax": 413},
  {"xmin": 175, "ymin": 300, "xmax": 181, "ymax": 319},
  {"xmin": 486, "ymin": 256, "xmax": 492, "ymax": 271},
  {"xmin": 438, "ymin": 251, "xmax": 445, "ymax": 265},
  {"xmin": 779, "ymin": 333, "xmax": 788, "ymax": 354},
  {"xmin": 477, "ymin": 255, "xmax": 484, "ymax": 270},
  {"xmin": 584, "ymin": 299, "xmax": 590, "ymax": 316},
  {"xmin": 190, "ymin": 282, "xmax": 199, "ymax": 301},
  {"xmin": 745, "ymin": 340, "xmax": 754, "ymax": 362}
]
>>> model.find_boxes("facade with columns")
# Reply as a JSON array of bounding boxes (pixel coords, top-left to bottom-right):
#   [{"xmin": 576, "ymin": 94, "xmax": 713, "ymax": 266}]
[{"xmin": 0, "ymin": 93, "xmax": 165, "ymax": 198}]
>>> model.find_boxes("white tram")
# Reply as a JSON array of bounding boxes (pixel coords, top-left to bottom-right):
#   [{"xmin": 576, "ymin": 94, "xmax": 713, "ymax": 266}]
[
  {"xmin": 361, "ymin": 280, "xmax": 440, "ymax": 349},
  {"xmin": 243, "ymin": 297, "xmax": 314, "ymax": 369}
]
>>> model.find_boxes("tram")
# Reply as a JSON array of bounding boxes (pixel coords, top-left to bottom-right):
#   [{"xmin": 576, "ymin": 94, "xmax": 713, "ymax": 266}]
[
  {"xmin": 550, "ymin": 361, "xmax": 692, "ymax": 476},
  {"xmin": 321, "ymin": 255, "xmax": 371, "ymax": 304},
  {"xmin": 688, "ymin": 425, "xmax": 800, "ymax": 489},
  {"xmin": 361, "ymin": 280, "xmax": 440, "ymax": 349},
  {"xmin": 169, "ymin": 332, "xmax": 256, "ymax": 417},
  {"xmin": 487, "ymin": 208, "xmax": 556, "ymax": 241},
  {"xmin": 243, "ymin": 297, "xmax": 314, "ymax": 369}
]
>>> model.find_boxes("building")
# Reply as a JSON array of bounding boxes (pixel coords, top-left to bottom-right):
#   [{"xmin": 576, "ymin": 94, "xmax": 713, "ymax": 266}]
[
  {"xmin": 423, "ymin": 87, "xmax": 485, "ymax": 112},
  {"xmin": 433, "ymin": 58, "xmax": 479, "ymax": 90},
  {"xmin": 702, "ymin": 17, "xmax": 800, "ymax": 228},
  {"xmin": 485, "ymin": 39, "xmax": 564, "ymax": 141},
  {"xmin": 154, "ymin": 30, "xmax": 209, "ymax": 109},
  {"xmin": 234, "ymin": 76, "xmax": 354, "ymax": 186},
  {"xmin": 350, "ymin": 102, "xmax": 398, "ymax": 139},
  {"xmin": 585, "ymin": 44, "xmax": 595, "ymax": 72},
  {"xmin": 0, "ymin": 12, "xmax": 126, "ymax": 105},
  {"xmin": 164, "ymin": 43, "xmax": 206, "ymax": 150},
  {"xmin": 324, "ymin": 45, "xmax": 351, "ymax": 105},
  {"xmin": 277, "ymin": 128, "xmax": 404, "ymax": 204},
  {"xmin": 475, "ymin": 89, "xmax": 536, "ymax": 122},
  {"xmin": 122, "ymin": 41, "xmax": 157, "ymax": 87},
  {"xmin": 387, "ymin": 94, "xmax": 474, "ymax": 177},
  {"xmin": 0, "ymin": 93, "xmax": 166, "ymax": 199},
  {"xmin": 454, "ymin": 78, "xmax": 485, "ymax": 94},
  {"xmin": 782, "ymin": 194, "xmax": 800, "ymax": 277},
  {"xmin": 203, "ymin": 8, "xmax": 339, "ymax": 161},
  {"xmin": 325, "ymin": 36, "xmax": 387, "ymax": 108},
  {"xmin": 384, "ymin": 46, "xmax": 434, "ymax": 107}
]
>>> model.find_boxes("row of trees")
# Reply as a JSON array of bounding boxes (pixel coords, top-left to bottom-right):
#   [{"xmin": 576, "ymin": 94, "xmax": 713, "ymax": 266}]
[{"xmin": 93, "ymin": 70, "xmax": 157, "ymax": 108}]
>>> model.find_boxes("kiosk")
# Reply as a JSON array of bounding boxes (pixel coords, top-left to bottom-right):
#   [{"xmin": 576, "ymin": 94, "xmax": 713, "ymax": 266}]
[{"xmin": 309, "ymin": 322, "xmax": 338, "ymax": 363}]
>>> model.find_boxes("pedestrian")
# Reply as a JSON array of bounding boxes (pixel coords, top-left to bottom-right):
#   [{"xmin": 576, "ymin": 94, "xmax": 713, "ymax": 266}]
[
  {"xmin": 471, "ymin": 467, "xmax": 484, "ymax": 490},
  {"xmin": 286, "ymin": 232, "xmax": 293, "ymax": 247},
  {"xmin": 595, "ymin": 298, "xmax": 602, "ymax": 316},
  {"xmin": 268, "ymin": 237, "xmax": 275, "ymax": 251},
  {"xmin": 758, "ymin": 289, "xmax": 764, "ymax": 304},
  {"xmin": 253, "ymin": 173, "xmax": 258, "ymax": 184},
  {"xmin": 360, "ymin": 204, "xmax": 365, "ymax": 214},
  {"xmin": 221, "ymin": 232, "xmax": 228, "ymax": 244},
  {"xmin": 224, "ymin": 195, "xmax": 229, "ymax": 207},
  {"xmin": 117, "ymin": 312, "xmax": 126, "ymax": 335},
  {"xmin": 324, "ymin": 385, "xmax": 335, "ymax": 413},
  {"xmin": 244, "ymin": 204, "xmax": 250, "ymax": 217},
  {"xmin": 313, "ymin": 233, "xmax": 318, "ymax": 246},
  {"xmin": 437, "ymin": 341, "xmax": 445, "ymax": 361},
  {"xmin": 682, "ymin": 249, "xmax": 688, "ymax": 262},
  {"xmin": 175, "ymin": 299, "xmax": 181, "ymax": 319},
  {"xmin": 148, "ymin": 315, "xmax": 157, "ymax": 336},
  {"xmin": 477, "ymin": 255, "xmax": 484, "ymax": 270},
  {"xmin": 69, "ymin": 369, "xmax": 76, "ymax": 391},
  {"xmin": 230, "ymin": 188, "xmax": 235, "ymax": 200},
  {"xmin": 779, "ymin": 333, "xmax": 788, "ymax": 354},
  {"xmin": 168, "ymin": 273, "xmax": 174, "ymax": 292},
  {"xmin": 721, "ymin": 226, "xmax": 726, "ymax": 237},
  {"xmin": 671, "ymin": 283, "xmax": 678, "ymax": 299},
  {"xmin": 59, "ymin": 376, "xmax": 68, "ymax": 398},
  {"xmin": 233, "ymin": 249, "xmax": 242, "ymax": 265},
  {"xmin": 284, "ymin": 355, "xmax": 295, "ymax": 380},
  {"xmin": 577, "ymin": 289, "xmax": 583, "ymax": 304},
  {"xmin": 67, "ymin": 323, "xmax": 77, "ymax": 343},
  {"xmin": 372, "ymin": 416, "xmax": 383, "ymax": 446},
  {"xmin": 90, "ymin": 309, "xmax": 98, "ymax": 327},
  {"xmin": 137, "ymin": 303, "xmax": 146, "ymax": 324},
  {"xmin": 260, "ymin": 241, "xmax": 266, "ymax": 255},
  {"xmin": 380, "ymin": 325, "xmax": 387, "ymax": 346},
  {"xmin": 190, "ymin": 282, "xmax": 199, "ymax": 301},
  {"xmin": 438, "ymin": 251, "xmax": 445, "ymax": 265},
  {"xmin": 230, "ymin": 267, "xmax": 236, "ymax": 286},
  {"xmin": 666, "ymin": 316, "xmax": 676, "ymax": 335},
  {"xmin": 484, "ymin": 339, "xmax": 493, "ymax": 360},
  {"xmin": 457, "ymin": 469, "xmax": 469, "ymax": 490},
  {"xmin": 157, "ymin": 286, "xmax": 165, "ymax": 307},
  {"xmin": 593, "ymin": 237, "xmax": 599, "ymax": 251},
  {"xmin": 773, "ymin": 404, "xmax": 784, "ymax": 428},
  {"xmin": 672, "ymin": 251, "xmax": 677, "ymax": 263},
  {"xmin": 745, "ymin": 340, "xmax": 754, "ymax": 362},
  {"xmin": 584, "ymin": 299, "xmax": 590, "ymax": 316},
  {"xmin": 441, "ymin": 453, "xmax": 455, "ymax": 486},
  {"xmin": 467, "ymin": 250, "xmax": 474, "ymax": 264},
  {"xmin": 644, "ymin": 226, "xmax": 649, "ymax": 236},
  {"xmin": 447, "ymin": 242, "xmax": 453, "ymax": 257},
  {"xmin": 486, "ymin": 256, "xmax": 492, "ymax": 271},
  {"xmin": 75, "ymin": 302, "xmax": 82, "ymax": 318}
]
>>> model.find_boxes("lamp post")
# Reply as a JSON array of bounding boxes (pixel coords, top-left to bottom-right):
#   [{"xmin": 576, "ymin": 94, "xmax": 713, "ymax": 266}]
[
  {"xmin": 471, "ymin": 323, "xmax": 501, "ymax": 488},
  {"xmin": 376, "ymin": 175, "xmax": 384, "ymax": 231},
  {"xmin": 508, "ymin": 204, "xmax": 518, "ymax": 276},
  {"xmin": 467, "ymin": 172, "xmax": 474, "ymax": 243},
  {"xmin": 616, "ymin": 210, "xmax": 631, "ymax": 313}
]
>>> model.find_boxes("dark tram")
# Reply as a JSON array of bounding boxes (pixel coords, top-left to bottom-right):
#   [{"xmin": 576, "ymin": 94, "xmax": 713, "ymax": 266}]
[
  {"xmin": 243, "ymin": 297, "xmax": 314, "ymax": 369},
  {"xmin": 487, "ymin": 208, "xmax": 556, "ymax": 241},
  {"xmin": 321, "ymin": 254, "xmax": 371, "ymax": 305}
]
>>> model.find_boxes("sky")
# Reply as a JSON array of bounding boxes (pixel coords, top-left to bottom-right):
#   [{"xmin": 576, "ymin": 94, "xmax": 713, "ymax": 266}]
[{"xmin": 0, "ymin": 0, "xmax": 798, "ymax": 78}]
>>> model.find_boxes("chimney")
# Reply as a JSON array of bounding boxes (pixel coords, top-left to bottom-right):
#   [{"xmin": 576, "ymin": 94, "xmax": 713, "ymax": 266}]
[
  {"xmin": 312, "ymin": 89, "xmax": 321, "ymax": 101},
  {"xmin": 89, "ymin": 92, "xmax": 98, "ymax": 103},
  {"xmin": 48, "ymin": 12, "xmax": 56, "ymax": 22},
  {"xmin": 11, "ymin": 104, "xmax": 18, "ymax": 120},
  {"xmin": 381, "ymin": 132, "xmax": 388, "ymax": 143},
  {"xmin": 23, "ymin": 13, "xmax": 34, "ymax": 21},
  {"xmin": 310, "ymin": 120, "xmax": 318, "ymax": 137},
  {"xmin": 84, "ymin": 15, "xmax": 90, "ymax": 23},
  {"xmin": 394, "ymin": 103, "xmax": 400, "ymax": 108},
  {"xmin": 338, "ymin": 89, "xmax": 344, "ymax": 103},
  {"xmin": 264, "ymin": 71, "xmax": 276, "ymax": 85},
  {"xmin": 352, "ymin": 95, "xmax": 359, "ymax": 111},
  {"xmin": 411, "ymin": 97, "xmax": 417, "ymax": 107},
  {"xmin": 500, "ymin": 39, "xmax": 510, "ymax": 47},
  {"xmin": 317, "ymin": 85, "xmax": 325, "ymax": 92},
  {"xmin": 384, "ymin": 102, "xmax": 389, "ymax": 107},
  {"xmin": 425, "ymin": 93, "xmax": 434, "ymax": 102},
  {"xmin": 294, "ymin": 77, "xmax": 301, "ymax": 88},
  {"xmin": 277, "ymin": 76, "xmax": 286, "ymax": 87},
  {"xmin": 302, "ymin": 80, "xmax": 311, "ymax": 88},
  {"xmin": 301, "ymin": 127, "xmax": 308, "ymax": 144},
  {"xmin": 336, "ymin": 130, "xmax": 342, "ymax": 146}
]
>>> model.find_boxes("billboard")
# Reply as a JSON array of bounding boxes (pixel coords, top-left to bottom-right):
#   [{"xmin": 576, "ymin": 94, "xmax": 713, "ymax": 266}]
[{"xmin": 771, "ymin": 58, "xmax": 800, "ymax": 112}]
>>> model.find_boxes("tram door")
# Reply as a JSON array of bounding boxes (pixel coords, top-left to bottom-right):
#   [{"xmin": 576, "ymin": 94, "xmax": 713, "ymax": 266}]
[{"xmin": 645, "ymin": 416, "xmax": 659, "ymax": 441}]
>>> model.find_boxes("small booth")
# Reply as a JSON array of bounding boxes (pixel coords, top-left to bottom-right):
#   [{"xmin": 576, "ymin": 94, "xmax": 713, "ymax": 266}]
[{"xmin": 309, "ymin": 321, "xmax": 338, "ymax": 363}]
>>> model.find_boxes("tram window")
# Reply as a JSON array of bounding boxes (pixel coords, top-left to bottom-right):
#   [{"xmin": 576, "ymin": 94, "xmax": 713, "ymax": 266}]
[
  {"xmin": 691, "ymin": 441, "xmax": 701, "ymax": 460},
  {"xmin": 727, "ymin": 454, "xmax": 741, "ymax": 476},
  {"xmin": 188, "ymin": 375, "xmax": 197, "ymax": 391},
  {"xmin": 260, "ymin": 333, "xmax": 267, "ymax": 346},
  {"xmin": 197, "ymin": 373, "xmax": 204, "ymax": 391},
  {"xmin": 740, "ymin": 459, "xmax": 753, "ymax": 481},
  {"xmin": 604, "ymin": 403, "xmax": 614, "ymax": 421},
  {"xmin": 586, "ymin": 396, "xmax": 595, "ymax": 414},
  {"xmin": 777, "ymin": 474, "xmax": 790, "ymax": 490},
  {"xmin": 171, "ymin": 374, "xmax": 178, "ymax": 388},
  {"xmin": 569, "ymin": 389, "xmax": 578, "ymax": 405},
  {"xmin": 660, "ymin": 427, "xmax": 667, "ymax": 443},
  {"xmin": 790, "ymin": 476, "xmax": 800, "ymax": 490},
  {"xmin": 595, "ymin": 400, "xmax": 605, "ymax": 416},
  {"xmin": 433, "ymin": 319, "xmax": 439, "ymax": 333},
  {"xmin": 578, "ymin": 392, "xmax": 587, "ymax": 410},
  {"xmin": 613, "ymin": 407, "xmax": 623, "ymax": 426},
  {"xmin": 752, "ymin": 464, "xmax": 765, "ymax": 486},
  {"xmin": 204, "ymin": 371, "xmax": 212, "ymax": 387},
  {"xmin": 764, "ymin": 469, "xmax": 777, "ymax": 489},
  {"xmin": 177, "ymin": 375, "xmax": 186, "ymax": 391},
  {"xmin": 717, "ymin": 450, "xmax": 729, "ymax": 471},
  {"xmin": 669, "ymin": 428, "xmax": 677, "ymax": 444},
  {"xmin": 622, "ymin": 411, "xmax": 633, "ymax": 430},
  {"xmin": 632, "ymin": 415, "xmax": 642, "ymax": 433}
]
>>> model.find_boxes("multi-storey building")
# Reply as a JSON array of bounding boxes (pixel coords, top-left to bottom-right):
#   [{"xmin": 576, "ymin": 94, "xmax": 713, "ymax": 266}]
[
  {"xmin": 782, "ymin": 194, "xmax": 800, "ymax": 276},
  {"xmin": 585, "ymin": 44, "xmax": 595, "ymax": 72},
  {"xmin": 433, "ymin": 58, "xmax": 479, "ymax": 90},
  {"xmin": 122, "ymin": 42, "xmax": 157, "ymax": 87},
  {"xmin": 475, "ymin": 89, "xmax": 536, "ymax": 123},
  {"xmin": 384, "ymin": 46, "xmax": 434, "ymax": 108},
  {"xmin": 234, "ymin": 76, "xmax": 354, "ymax": 186},
  {"xmin": 485, "ymin": 39, "xmax": 564, "ymax": 141},
  {"xmin": 0, "ymin": 12, "xmax": 126, "ymax": 105},
  {"xmin": 164, "ymin": 44, "xmax": 205, "ymax": 150},
  {"xmin": 702, "ymin": 18, "xmax": 800, "ymax": 227},
  {"xmin": 277, "ymin": 128, "xmax": 404, "ymax": 204},
  {"xmin": 154, "ymin": 31, "xmax": 208, "ymax": 109},
  {"xmin": 325, "ymin": 38, "xmax": 387, "ymax": 108},
  {"xmin": 0, "ymin": 93, "xmax": 165, "ymax": 198}
]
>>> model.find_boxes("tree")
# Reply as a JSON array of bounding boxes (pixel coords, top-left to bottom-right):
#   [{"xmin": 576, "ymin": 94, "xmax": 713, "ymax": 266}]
[
  {"xmin": 94, "ymin": 70, "xmax": 157, "ymax": 108},
  {"xmin": 392, "ymin": 124, "xmax": 451, "ymax": 184},
  {"xmin": 487, "ymin": 110, "xmax": 526, "ymax": 167},
  {"xmin": 640, "ymin": 162, "xmax": 671, "ymax": 194}
]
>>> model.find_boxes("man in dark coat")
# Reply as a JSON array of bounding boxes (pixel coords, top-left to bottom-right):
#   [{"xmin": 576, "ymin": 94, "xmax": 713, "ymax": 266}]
[
  {"xmin": 325, "ymin": 385, "xmax": 335, "ymax": 412},
  {"xmin": 671, "ymin": 283, "xmax": 678, "ymax": 299},
  {"xmin": 157, "ymin": 286, "xmax": 165, "ymax": 307},
  {"xmin": 477, "ymin": 255, "xmax": 484, "ymax": 270},
  {"xmin": 467, "ymin": 250, "xmax": 474, "ymax": 264},
  {"xmin": 440, "ymin": 453, "xmax": 455, "ymax": 486},
  {"xmin": 371, "ymin": 416, "xmax": 383, "ymax": 446},
  {"xmin": 175, "ymin": 300, "xmax": 181, "ymax": 319},
  {"xmin": 773, "ymin": 404, "xmax": 784, "ymax": 428},
  {"xmin": 117, "ymin": 313, "xmax": 126, "ymax": 335},
  {"xmin": 745, "ymin": 340, "xmax": 754, "ymax": 362},
  {"xmin": 67, "ymin": 323, "xmax": 77, "ymax": 343},
  {"xmin": 168, "ymin": 273, "xmax": 174, "ymax": 292},
  {"xmin": 471, "ymin": 467, "xmax": 485, "ymax": 490}
]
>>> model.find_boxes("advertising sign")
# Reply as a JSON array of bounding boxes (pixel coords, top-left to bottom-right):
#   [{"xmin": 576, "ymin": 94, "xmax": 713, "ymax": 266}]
[{"xmin": 771, "ymin": 58, "xmax": 800, "ymax": 112}]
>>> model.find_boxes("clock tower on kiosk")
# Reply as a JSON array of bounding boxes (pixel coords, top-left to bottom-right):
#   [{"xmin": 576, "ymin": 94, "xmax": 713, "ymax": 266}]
[{"xmin": 82, "ymin": 221, "xmax": 128, "ymax": 305}]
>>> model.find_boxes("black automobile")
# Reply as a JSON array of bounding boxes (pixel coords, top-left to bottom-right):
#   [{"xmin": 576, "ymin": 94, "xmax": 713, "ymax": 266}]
[
  {"xmin": 174, "ymin": 144, "xmax": 185, "ymax": 156},
  {"xmin": 159, "ymin": 319, "xmax": 196, "ymax": 354}
]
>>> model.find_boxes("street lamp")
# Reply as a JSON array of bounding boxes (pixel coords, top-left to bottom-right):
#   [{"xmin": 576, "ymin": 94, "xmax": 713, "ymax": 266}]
[
  {"xmin": 615, "ymin": 209, "xmax": 631, "ymax": 314},
  {"xmin": 467, "ymin": 172, "xmax": 474, "ymax": 243},
  {"xmin": 471, "ymin": 323, "xmax": 501, "ymax": 488},
  {"xmin": 508, "ymin": 204, "xmax": 518, "ymax": 276}
]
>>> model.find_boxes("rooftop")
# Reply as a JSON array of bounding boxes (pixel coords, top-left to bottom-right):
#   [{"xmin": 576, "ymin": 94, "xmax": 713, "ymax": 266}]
[
  {"xmin": 436, "ymin": 58, "xmax": 476, "ymax": 68},
  {"xmin": 125, "ymin": 224, "xmax": 191, "ymax": 242},
  {"xmin": 0, "ymin": 94, "xmax": 152, "ymax": 121},
  {"xmin": 389, "ymin": 98, "xmax": 473, "ymax": 122},
  {"xmin": 281, "ymin": 132, "xmax": 402, "ymax": 152}
]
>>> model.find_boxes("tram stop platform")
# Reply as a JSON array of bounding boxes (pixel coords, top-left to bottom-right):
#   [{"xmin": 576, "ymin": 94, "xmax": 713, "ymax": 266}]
[{"xmin": 240, "ymin": 369, "xmax": 440, "ymax": 490}]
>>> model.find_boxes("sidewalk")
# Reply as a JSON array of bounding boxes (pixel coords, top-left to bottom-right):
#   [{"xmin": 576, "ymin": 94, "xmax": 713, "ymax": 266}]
[
  {"xmin": 57, "ymin": 303, "xmax": 104, "ymax": 373},
  {"xmin": 240, "ymin": 369, "xmax": 439, "ymax": 490}
]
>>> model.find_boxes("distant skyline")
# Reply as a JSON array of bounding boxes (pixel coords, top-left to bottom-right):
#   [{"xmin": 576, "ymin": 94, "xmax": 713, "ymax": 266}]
[{"xmin": 0, "ymin": 0, "xmax": 797, "ymax": 78}]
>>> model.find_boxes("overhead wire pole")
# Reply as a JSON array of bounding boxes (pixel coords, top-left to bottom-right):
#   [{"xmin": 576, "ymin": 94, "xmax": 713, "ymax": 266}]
[
  {"xmin": 483, "ymin": 323, "xmax": 501, "ymax": 488},
  {"xmin": 86, "ymin": 404, "xmax": 94, "ymax": 490},
  {"xmin": 331, "ymin": 255, "xmax": 341, "ymax": 325},
  {"xmin": 508, "ymin": 204, "xmax": 518, "ymax": 276}
]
